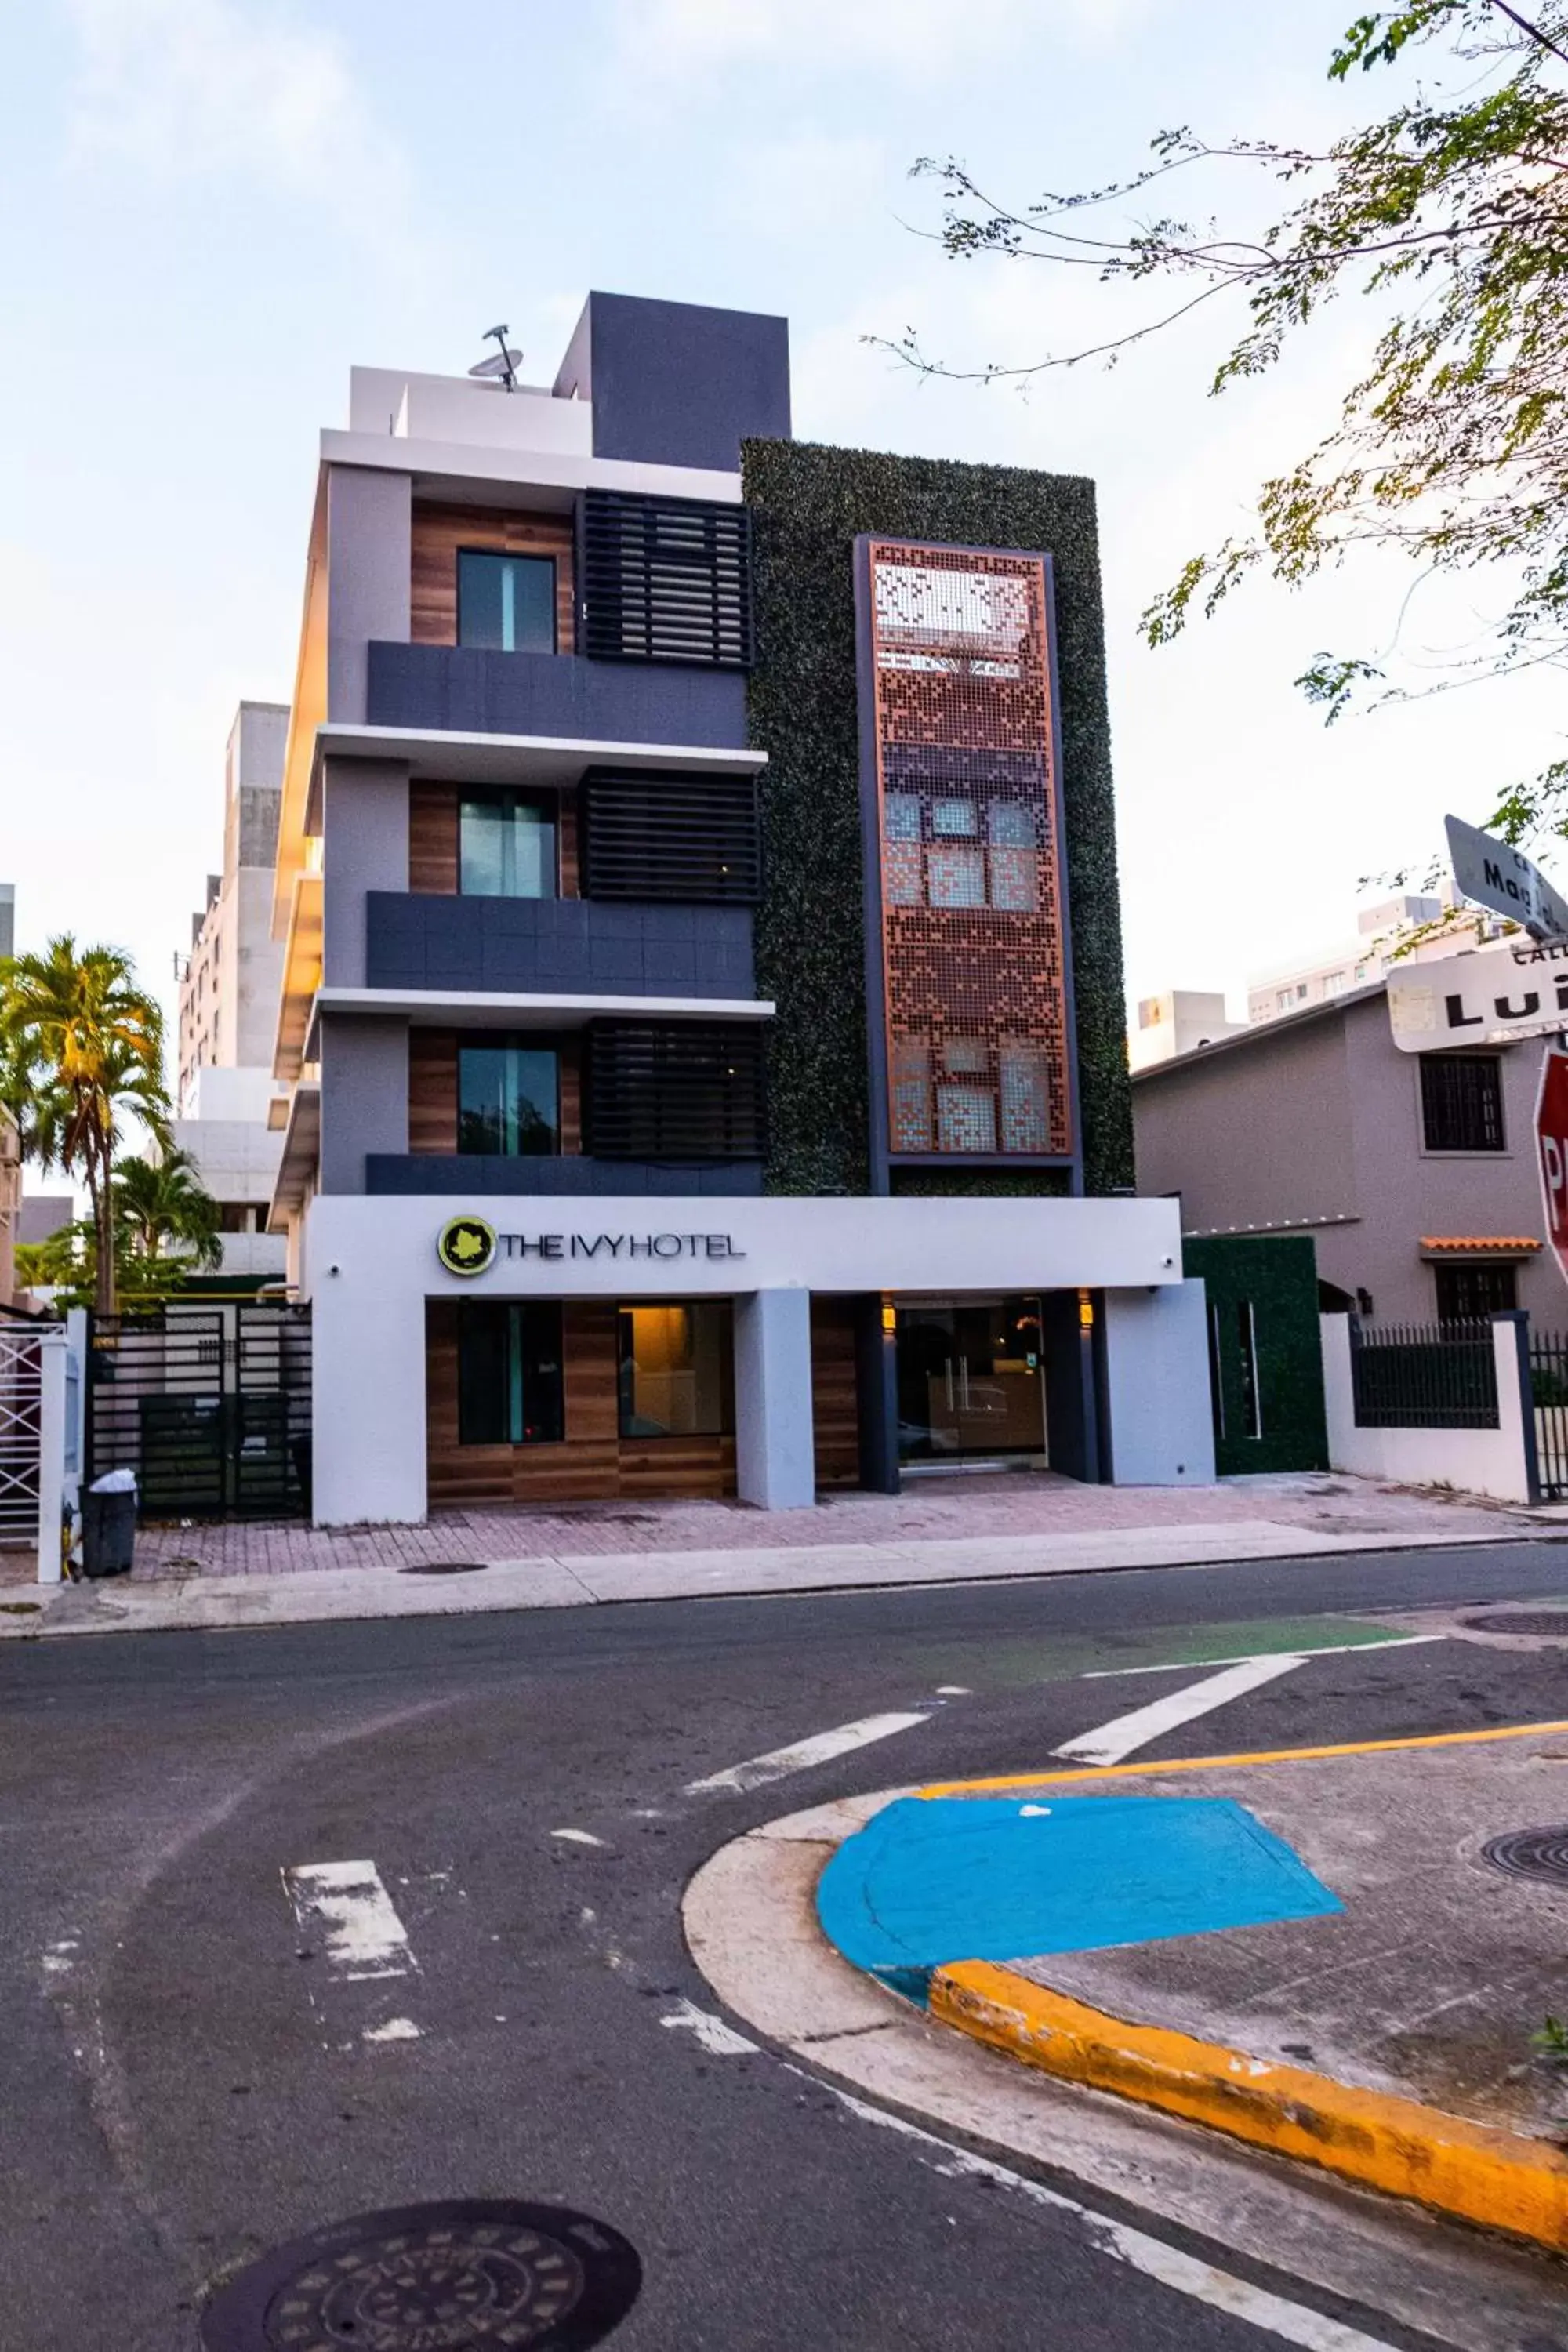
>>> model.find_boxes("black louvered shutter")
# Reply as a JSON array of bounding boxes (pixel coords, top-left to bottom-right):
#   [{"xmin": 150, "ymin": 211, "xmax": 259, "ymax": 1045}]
[
  {"xmin": 586, "ymin": 1023, "xmax": 766, "ymax": 1160},
  {"xmin": 579, "ymin": 492, "xmax": 753, "ymax": 668},
  {"xmin": 580, "ymin": 769, "xmax": 761, "ymax": 903}
]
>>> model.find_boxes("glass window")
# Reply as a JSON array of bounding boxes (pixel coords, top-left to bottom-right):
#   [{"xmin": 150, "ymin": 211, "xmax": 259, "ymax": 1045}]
[
  {"xmin": 1434, "ymin": 1261, "xmax": 1517, "ymax": 1322},
  {"xmin": 457, "ymin": 1301, "xmax": 564, "ymax": 1444},
  {"xmin": 617, "ymin": 1304, "xmax": 734, "ymax": 1437},
  {"xmin": 988, "ymin": 847, "xmax": 1039, "ymax": 913},
  {"xmin": 884, "ymin": 793, "xmax": 922, "ymax": 840},
  {"xmin": 999, "ymin": 1045, "xmax": 1050, "ymax": 1152},
  {"xmin": 987, "ymin": 800, "xmax": 1037, "ymax": 847},
  {"xmin": 459, "ymin": 792, "xmax": 557, "ymax": 898},
  {"xmin": 927, "ymin": 844, "xmax": 988, "ymax": 907},
  {"xmin": 456, "ymin": 550, "xmax": 557, "ymax": 654},
  {"xmin": 891, "ymin": 1040, "xmax": 932, "ymax": 1151},
  {"xmin": 1421, "ymin": 1054, "xmax": 1504, "ymax": 1151},
  {"xmin": 457, "ymin": 1040, "xmax": 559, "ymax": 1156}
]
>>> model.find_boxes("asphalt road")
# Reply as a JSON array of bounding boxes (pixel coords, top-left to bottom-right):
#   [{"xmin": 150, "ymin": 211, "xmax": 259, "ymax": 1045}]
[{"xmin": 4, "ymin": 1537, "xmax": 1567, "ymax": 2352}]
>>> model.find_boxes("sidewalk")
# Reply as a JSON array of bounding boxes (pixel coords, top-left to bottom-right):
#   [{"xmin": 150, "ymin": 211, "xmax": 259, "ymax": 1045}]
[
  {"xmin": 816, "ymin": 1725, "xmax": 1568, "ymax": 2252},
  {"xmin": 0, "ymin": 1471, "xmax": 1548, "ymax": 1638}
]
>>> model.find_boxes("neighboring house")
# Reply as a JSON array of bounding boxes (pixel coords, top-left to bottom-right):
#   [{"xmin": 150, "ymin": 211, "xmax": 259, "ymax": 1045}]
[
  {"xmin": 1133, "ymin": 978, "xmax": 1559, "ymax": 1327},
  {"xmin": 1129, "ymin": 990, "xmax": 1246, "ymax": 1073},
  {"xmin": 261, "ymin": 289, "xmax": 1212, "ymax": 1527},
  {"xmin": 172, "ymin": 704, "xmax": 290, "ymax": 1283}
]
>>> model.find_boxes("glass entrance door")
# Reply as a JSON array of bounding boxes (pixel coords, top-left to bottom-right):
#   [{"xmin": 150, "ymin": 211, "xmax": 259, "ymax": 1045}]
[{"xmin": 895, "ymin": 1296, "xmax": 1045, "ymax": 1462}]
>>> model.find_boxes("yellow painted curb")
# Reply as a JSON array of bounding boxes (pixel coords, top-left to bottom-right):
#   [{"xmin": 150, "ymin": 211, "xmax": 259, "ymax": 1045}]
[
  {"xmin": 918, "ymin": 1715, "xmax": 1568, "ymax": 1798},
  {"xmin": 930, "ymin": 1960, "xmax": 1568, "ymax": 2254}
]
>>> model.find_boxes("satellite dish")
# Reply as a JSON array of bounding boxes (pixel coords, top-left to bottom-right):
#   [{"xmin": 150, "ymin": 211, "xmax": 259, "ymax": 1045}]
[{"xmin": 468, "ymin": 323, "xmax": 522, "ymax": 391}]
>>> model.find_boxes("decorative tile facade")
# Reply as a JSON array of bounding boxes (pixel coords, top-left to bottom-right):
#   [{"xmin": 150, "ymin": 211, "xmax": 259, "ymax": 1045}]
[{"xmin": 864, "ymin": 541, "xmax": 1073, "ymax": 1161}]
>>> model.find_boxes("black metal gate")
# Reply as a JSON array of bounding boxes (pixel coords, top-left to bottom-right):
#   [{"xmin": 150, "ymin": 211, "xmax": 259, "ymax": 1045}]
[
  {"xmin": 85, "ymin": 1305, "xmax": 312, "ymax": 1521},
  {"xmin": 1530, "ymin": 1327, "xmax": 1568, "ymax": 1500}
]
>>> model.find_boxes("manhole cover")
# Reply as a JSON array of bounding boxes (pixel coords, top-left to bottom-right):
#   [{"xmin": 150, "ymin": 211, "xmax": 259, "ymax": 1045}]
[
  {"xmin": 201, "ymin": 2199, "xmax": 641, "ymax": 2350},
  {"xmin": 1480, "ymin": 1827, "xmax": 1568, "ymax": 1889},
  {"xmin": 400, "ymin": 1562, "xmax": 488, "ymax": 1577}
]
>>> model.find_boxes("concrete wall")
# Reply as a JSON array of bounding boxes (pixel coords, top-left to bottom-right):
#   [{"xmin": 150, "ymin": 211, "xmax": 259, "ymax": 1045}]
[
  {"xmin": 327, "ymin": 466, "xmax": 412, "ymax": 724},
  {"xmin": 365, "ymin": 894, "xmax": 755, "ymax": 998},
  {"xmin": 557, "ymin": 292, "xmax": 790, "ymax": 471},
  {"xmin": 1101, "ymin": 1282, "xmax": 1216, "ymax": 1485},
  {"xmin": 321, "ymin": 761, "xmax": 411, "ymax": 988},
  {"xmin": 1321, "ymin": 1313, "xmax": 1536, "ymax": 1504},
  {"xmin": 1135, "ymin": 1011, "xmax": 1359, "ymax": 1236},
  {"xmin": 318, "ymin": 1017, "xmax": 410, "ymax": 1194}
]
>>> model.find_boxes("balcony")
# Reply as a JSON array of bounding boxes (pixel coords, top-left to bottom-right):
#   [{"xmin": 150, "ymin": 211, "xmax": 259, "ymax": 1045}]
[
  {"xmin": 365, "ymin": 892, "xmax": 755, "ymax": 999},
  {"xmin": 365, "ymin": 642, "xmax": 746, "ymax": 749},
  {"xmin": 365, "ymin": 1155, "xmax": 763, "ymax": 1197}
]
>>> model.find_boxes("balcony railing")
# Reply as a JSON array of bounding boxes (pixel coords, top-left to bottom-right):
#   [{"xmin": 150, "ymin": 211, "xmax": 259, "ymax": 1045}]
[
  {"xmin": 365, "ymin": 893, "xmax": 756, "ymax": 998},
  {"xmin": 365, "ymin": 642, "xmax": 747, "ymax": 748}
]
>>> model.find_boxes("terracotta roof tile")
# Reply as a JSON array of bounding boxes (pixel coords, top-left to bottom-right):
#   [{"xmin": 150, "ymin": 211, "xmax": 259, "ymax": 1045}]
[{"xmin": 1418, "ymin": 1235, "xmax": 1541, "ymax": 1253}]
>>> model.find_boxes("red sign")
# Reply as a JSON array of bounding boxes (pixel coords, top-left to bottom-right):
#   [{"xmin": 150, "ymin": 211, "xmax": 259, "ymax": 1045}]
[{"xmin": 1535, "ymin": 1047, "xmax": 1568, "ymax": 1287}]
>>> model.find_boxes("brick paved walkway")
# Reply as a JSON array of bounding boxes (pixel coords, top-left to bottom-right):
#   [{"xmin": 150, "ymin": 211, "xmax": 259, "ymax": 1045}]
[{"xmin": 81, "ymin": 1468, "xmax": 1528, "ymax": 1581}]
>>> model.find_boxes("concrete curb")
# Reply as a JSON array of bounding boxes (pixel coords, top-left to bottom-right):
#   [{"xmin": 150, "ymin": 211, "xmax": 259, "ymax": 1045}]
[
  {"xmin": 0, "ymin": 1519, "xmax": 1549, "ymax": 1641},
  {"xmin": 928, "ymin": 1960, "xmax": 1568, "ymax": 2256}
]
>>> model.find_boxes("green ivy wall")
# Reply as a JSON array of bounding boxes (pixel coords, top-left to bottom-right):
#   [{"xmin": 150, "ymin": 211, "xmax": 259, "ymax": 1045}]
[{"xmin": 741, "ymin": 436, "xmax": 1133, "ymax": 1199}]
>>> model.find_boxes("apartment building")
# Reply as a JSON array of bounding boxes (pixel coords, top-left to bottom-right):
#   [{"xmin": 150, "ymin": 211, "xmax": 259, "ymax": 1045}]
[
  {"xmin": 265, "ymin": 291, "xmax": 1211, "ymax": 1524},
  {"xmin": 173, "ymin": 704, "xmax": 290, "ymax": 1279}
]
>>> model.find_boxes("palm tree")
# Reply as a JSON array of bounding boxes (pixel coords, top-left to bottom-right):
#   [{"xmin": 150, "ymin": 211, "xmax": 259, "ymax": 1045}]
[
  {"xmin": 0, "ymin": 938, "xmax": 171, "ymax": 1318},
  {"xmin": 113, "ymin": 1149, "xmax": 222, "ymax": 1271}
]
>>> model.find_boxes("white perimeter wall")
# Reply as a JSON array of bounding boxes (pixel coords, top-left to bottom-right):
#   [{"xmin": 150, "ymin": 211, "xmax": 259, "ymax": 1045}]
[
  {"xmin": 1321, "ymin": 1313, "xmax": 1535, "ymax": 1505},
  {"xmin": 1102, "ymin": 1282, "xmax": 1216, "ymax": 1486}
]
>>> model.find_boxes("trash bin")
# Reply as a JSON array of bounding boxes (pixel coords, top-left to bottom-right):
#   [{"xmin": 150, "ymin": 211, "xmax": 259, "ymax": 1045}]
[{"xmin": 82, "ymin": 1468, "xmax": 137, "ymax": 1577}]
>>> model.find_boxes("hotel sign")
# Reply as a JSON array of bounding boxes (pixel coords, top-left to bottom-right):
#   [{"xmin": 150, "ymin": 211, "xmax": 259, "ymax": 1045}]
[{"xmin": 436, "ymin": 1216, "xmax": 746, "ymax": 1276}]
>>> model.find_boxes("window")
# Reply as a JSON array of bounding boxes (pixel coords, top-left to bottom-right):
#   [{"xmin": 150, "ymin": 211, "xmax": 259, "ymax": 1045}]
[
  {"xmin": 617, "ymin": 1303, "xmax": 734, "ymax": 1438},
  {"xmin": 456, "ymin": 550, "xmax": 557, "ymax": 654},
  {"xmin": 1434, "ymin": 1261, "xmax": 1517, "ymax": 1323},
  {"xmin": 586, "ymin": 1023, "xmax": 764, "ymax": 1160},
  {"xmin": 459, "ymin": 792, "xmax": 556, "ymax": 898},
  {"xmin": 1420, "ymin": 1054, "xmax": 1504, "ymax": 1152},
  {"xmin": 457, "ymin": 1301, "xmax": 564, "ymax": 1444},
  {"xmin": 457, "ymin": 1040, "xmax": 559, "ymax": 1156},
  {"xmin": 580, "ymin": 768, "xmax": 761, "ymax": 904}
]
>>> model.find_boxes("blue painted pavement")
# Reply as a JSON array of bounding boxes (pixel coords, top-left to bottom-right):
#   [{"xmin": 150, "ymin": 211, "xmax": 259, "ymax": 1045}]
[{"xmin": 817, "ymin": 1795, "xmax": 1341, "ymax": 1996}]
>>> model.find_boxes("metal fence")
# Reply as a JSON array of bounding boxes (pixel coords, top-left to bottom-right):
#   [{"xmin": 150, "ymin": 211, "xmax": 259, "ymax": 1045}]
[
  {"xmin": 0, "ymin": 1323, "xmax": 42, "ymax": 1548},
  {"xmin": 1529, "ymin": 1328, "xmax": 1568, "ymax": 1499},
  {"xmin": 85, "ymin": 1303, "xmax": 312, "ymax": 1521},
  {"xmin": 1348, "ymin": 1318, "xmax": 1499, "ymax": 1429}
]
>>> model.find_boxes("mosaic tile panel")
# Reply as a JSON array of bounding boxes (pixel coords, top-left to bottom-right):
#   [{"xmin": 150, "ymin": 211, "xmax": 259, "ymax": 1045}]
[{"xmin": 865, "ymin": 541, "xmax": 1072, "ymax": 1159}]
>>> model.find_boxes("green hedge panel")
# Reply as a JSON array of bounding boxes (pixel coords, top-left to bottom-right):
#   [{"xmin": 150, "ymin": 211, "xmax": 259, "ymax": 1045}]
[{"xmin": 741, "ymin": 437, "xmax": 1134, "ymax": 1199}]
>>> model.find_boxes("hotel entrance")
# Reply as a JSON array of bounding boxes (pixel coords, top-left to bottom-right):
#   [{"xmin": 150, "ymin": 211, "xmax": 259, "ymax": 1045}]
[{"xmin": 894, "ymin": 1295, "xmax": 1046, "ymax": 1465}]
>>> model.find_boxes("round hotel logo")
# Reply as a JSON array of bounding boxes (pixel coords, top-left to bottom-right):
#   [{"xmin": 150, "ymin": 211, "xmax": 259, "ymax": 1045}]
[{"xmin": 436, "ymin": 1214, "xmax": 496, "ymax": 1278}]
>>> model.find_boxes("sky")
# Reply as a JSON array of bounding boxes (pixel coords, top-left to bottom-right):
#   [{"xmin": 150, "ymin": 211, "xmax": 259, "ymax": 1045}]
[{"xmin": 4, "ymin": 0, "xmax": 1559, "ymax": 1048}]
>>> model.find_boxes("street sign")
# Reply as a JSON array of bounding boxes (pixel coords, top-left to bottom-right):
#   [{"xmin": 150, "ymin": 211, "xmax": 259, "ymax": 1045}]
[
  {"xmin": 1535, "ymin": 1047, "xmax": 1568, "ymax": 1290},
  {"xmin": 1387, "ymin": 935, "xmax": 1568, "ymax": 1053},
  {"xmin": 1445, "ymin": 815, "xmax": 1568, "ymax": 942}
]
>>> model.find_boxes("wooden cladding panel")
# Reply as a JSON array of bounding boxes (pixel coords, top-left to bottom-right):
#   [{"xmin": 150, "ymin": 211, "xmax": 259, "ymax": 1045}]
[
  {"xmin": 406, "ymin": 781, "xmax": 579, "ymax": 898},
  {"xmin": 409, "ymin": 1029, "xmax": 458, "ymax": 1155},
  {"xmin": 426, "ymin": 1300, "xmax": 735, "ymax": 1505},
  {"xmin": 811, "ymin": 1298, "xmax": 861, "ymax": 1489},
  {"xmin": 411, "ymin": 503, "xmax": 575, "ymax": 651},
  {"xmin": 410, "ymin": 782, "xmax": 459, "ymax": 895},
  {"xmin": 408, "ymin": 1031, "xmax": 582, "ymax": 1156}
]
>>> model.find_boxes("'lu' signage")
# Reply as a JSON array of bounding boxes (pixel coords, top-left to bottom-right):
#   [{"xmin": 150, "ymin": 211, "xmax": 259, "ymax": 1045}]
[{"xmin": 1385, "ymin": 939, "xmax": 1568, "ymax": 1054}]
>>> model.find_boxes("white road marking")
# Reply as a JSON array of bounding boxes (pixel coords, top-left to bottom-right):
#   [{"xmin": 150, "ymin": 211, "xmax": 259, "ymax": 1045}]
[
  {"xmin": 659, "ymin": 1998, "xmax": 759, "ymax": 2056},
  {"xmin": 282, "ymin": 1861, "xmax": 417, "ymax": 1982},
  {"xmin": 822, "ymin": 2082, "xmax": 1399, "ymax": 2352},
  {"xmin": 551, "ymin": 1828, "xmax": 606, "ymax": 1846},
  {"xmin": 935, "ymin": 1685, "xmax": 971, "ymax": 1696},
  {"xmin": 1054, "ymin": 1653, "xmax": 1308, "ymax": 1767},
  {"xmin": 1081, "ymin": 1635, "xmax": 1442, "ymax": 1679},
  {"xmin": 362, "ymin": 2016, "xmax": 421, "ymax": 2043},
  {"xmin": 686, "ymin": 1711, "xmax": 931, "ymax": 1795}
]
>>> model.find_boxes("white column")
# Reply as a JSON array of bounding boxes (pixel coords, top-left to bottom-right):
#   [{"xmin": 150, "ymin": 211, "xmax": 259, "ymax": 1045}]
[
  {"xmin": 35, "ymin": 1330, "xmax": 67, "ymax": 1584},
  {"xmin": 734, "ymin": 1288, "xmax": 816, "ymax": 1510},
  {"xmin": 1101, "ymin": 1280, "xmax": 1216, "ymax": 1485},
  {"xmin": 310, "ymin": 1269, "xmax": 429, "ymax": 1526}
]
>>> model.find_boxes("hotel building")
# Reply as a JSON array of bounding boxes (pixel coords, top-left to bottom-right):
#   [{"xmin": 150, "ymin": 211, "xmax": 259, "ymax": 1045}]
[{"xmin": 264, "ymin": 292, "xmax": 1210, "ymax": 1523}]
